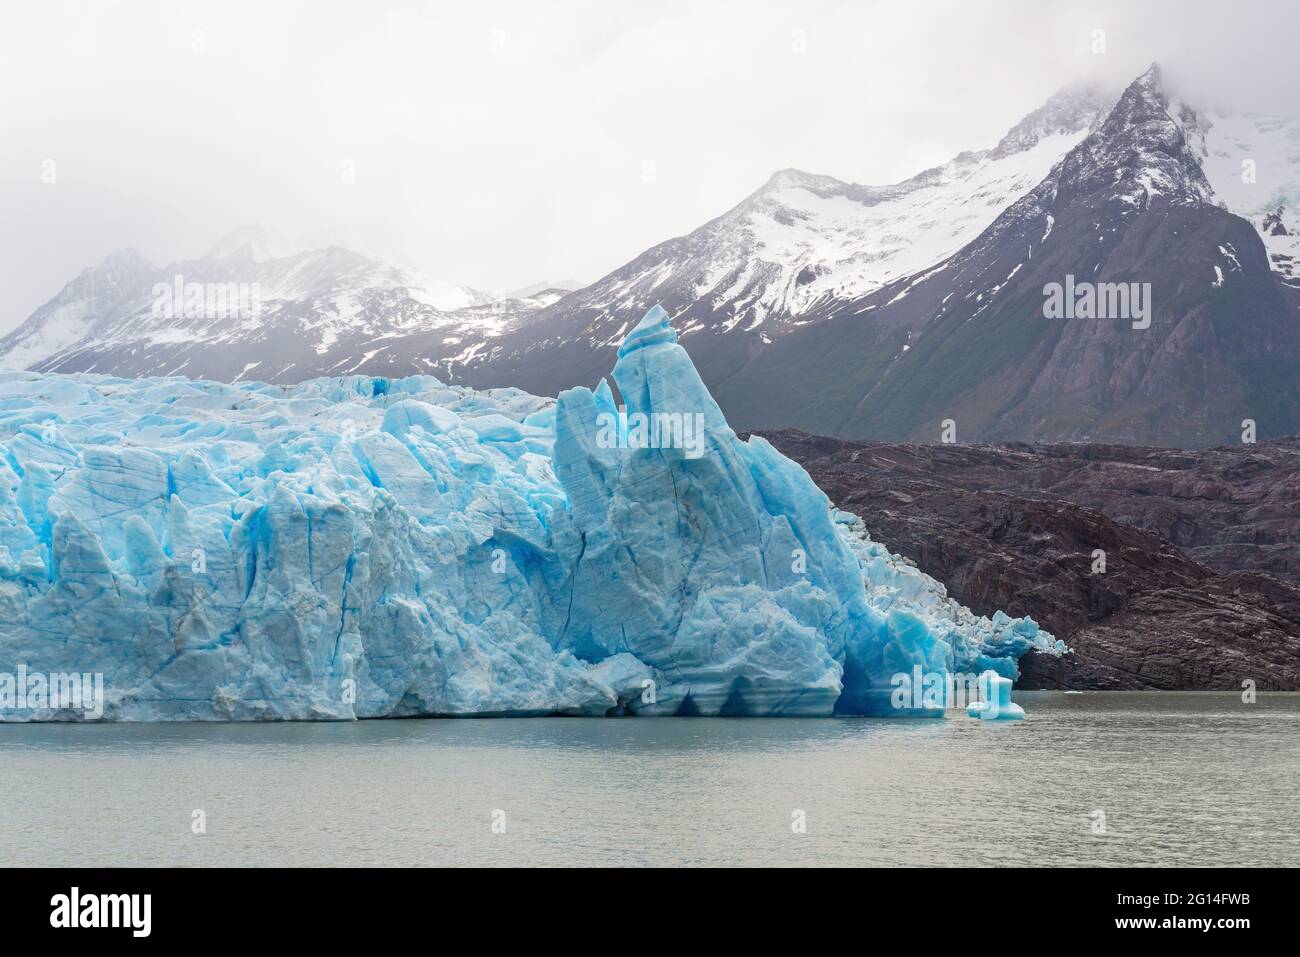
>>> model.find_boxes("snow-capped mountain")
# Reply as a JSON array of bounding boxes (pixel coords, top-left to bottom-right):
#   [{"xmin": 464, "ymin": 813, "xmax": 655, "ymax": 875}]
[
  {"xmin": 0, "ymin": 248, "xmax": 155, "ymax": 369},
  {"xmin": 0, "ymin": 229, "xmax": 534, "ymax": 382},
  {"xmin": 700, "ymin": 64, "xmax": 1300, "ymax": 445},
  {"xmin": 7, "ymin": 65, "xmax": 1299, "ymax": 447},
  {"xmin": 7, "ymin": 79, "xmax": 1108, "ymax": 391},
  {"xmin": 595, "ymin": 87, "xmax": 1108, "ymax": 332},
  {"xmin": 200, "ymin": 223, "xmax": 297, "ymax": 264},
  {"xmin": 450, "ymin": 86, "xmax": 1109, "ymax": 395}
]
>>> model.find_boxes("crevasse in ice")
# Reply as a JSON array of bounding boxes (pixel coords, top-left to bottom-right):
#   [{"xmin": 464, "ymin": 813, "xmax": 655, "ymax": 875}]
[{"xmin": 0, "ymin": 306, "xmax": 1064, "ymax": 719}]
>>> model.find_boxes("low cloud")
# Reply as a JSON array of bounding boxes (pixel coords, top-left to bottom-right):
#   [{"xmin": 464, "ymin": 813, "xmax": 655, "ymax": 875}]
[{"xmin": 1, "ymin": 0, "xmax": 1295, "ymax": 331}]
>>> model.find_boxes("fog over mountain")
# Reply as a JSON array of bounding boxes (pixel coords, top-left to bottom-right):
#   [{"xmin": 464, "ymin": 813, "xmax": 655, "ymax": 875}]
[
  {"xmin": 8, "ymin": 57, "xmax": 1297, "ymax": 448},
  {"xmin": 3, "ymin": 0, "xmax": 1298, "ymax": 333}
]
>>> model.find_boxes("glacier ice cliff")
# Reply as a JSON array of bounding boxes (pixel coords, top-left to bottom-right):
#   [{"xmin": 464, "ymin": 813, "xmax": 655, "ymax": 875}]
[{"xmin": 0, "ymin": 306, "xmax": 1063, "ymax": 720}]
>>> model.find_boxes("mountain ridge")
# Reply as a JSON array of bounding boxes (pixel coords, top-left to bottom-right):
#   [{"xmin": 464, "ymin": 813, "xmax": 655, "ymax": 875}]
[{"xmin": 6, "ymin": 65, "xmax": 1299, "ymax": 447}]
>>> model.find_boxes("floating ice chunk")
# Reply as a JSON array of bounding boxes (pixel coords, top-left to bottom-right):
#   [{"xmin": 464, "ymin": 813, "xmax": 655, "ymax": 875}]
[{"xmin": 967, "ymin": 670, "xmax": 1026, "ymax": 721}]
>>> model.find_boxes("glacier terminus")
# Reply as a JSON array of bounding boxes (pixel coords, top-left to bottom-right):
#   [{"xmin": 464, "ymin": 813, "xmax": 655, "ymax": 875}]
[{"xmin": 0, "ymin": 306, "xmax": 1063, "ymax": 720}]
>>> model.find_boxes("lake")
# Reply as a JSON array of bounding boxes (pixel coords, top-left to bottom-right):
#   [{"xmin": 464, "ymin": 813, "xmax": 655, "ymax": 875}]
[{"xmin": 1, "ymin": 692, "xmax": 1295, "ymax": 866}]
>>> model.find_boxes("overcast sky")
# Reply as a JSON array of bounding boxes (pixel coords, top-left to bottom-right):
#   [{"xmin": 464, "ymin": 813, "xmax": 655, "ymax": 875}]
[{"xmin": 1, "ymin": 0, "xmax": 1297, "ymax": 331}]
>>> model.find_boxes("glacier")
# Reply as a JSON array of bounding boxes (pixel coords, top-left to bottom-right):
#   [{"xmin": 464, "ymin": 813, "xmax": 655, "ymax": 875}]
[{"xmin": 0, "ymin": 305, "xmax": 1063, "ymax": 720}]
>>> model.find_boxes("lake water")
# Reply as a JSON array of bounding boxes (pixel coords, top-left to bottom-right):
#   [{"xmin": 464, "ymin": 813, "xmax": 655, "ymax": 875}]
[{"xmin": 1, "ymin": 692, "xmax": 1295, "ymax": 867}]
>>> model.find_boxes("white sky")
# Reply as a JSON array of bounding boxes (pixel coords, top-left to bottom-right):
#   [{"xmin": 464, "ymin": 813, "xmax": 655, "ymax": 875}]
[{"xmin": 1, "ymin": 0, "xmax": 1297, "ymax": 330}]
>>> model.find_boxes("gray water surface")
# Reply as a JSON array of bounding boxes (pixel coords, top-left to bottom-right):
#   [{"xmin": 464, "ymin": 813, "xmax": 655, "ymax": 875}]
[{"xmin": 1, "ymin": 693, "xmax": 1295, "ymax": 866}]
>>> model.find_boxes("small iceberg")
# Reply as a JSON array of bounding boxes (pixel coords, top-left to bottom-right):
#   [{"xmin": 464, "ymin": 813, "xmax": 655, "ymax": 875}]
[{"xmin": 967, "ymin": 670, "xmax": 1027, "ymax": 721}]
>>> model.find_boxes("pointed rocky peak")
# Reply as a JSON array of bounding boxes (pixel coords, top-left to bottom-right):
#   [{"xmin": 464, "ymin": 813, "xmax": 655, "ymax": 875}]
[
  {"xmin": 0, "ymin": 246, "xmax": 158, "ymax": 369},
  {"xmin": 1135, "ymin": 61, "xmax": 1162, "ymax": 90},
  {"xmin": 1106, "ymin": 62, "xmax": 1175, "ymax": 129},
  {"xmin": 987, "ymin": 83, "xmax": 1112, "ymax": 160},
  {"xmin": 99, "ymin": 247, "xmax": 153, "ymax": 273},
  {"xmin": 1051, "ymin": 61, "xmax": 1215, "ymax": 209},
  {"xmin": 204, "ymin": 224, "xmax": 290, "ymax": 263},
  {"xmin": 1102, "ymin": 61, "xmax": 1207, "ymax": 148},
  {"xmin": 63, "ymin": 248, "xmax": 154, "ymax": 299}
]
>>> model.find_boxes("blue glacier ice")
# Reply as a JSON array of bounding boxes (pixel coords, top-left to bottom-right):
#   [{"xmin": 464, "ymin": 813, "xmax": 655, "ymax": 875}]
[
  {"xmin": 967, "ymin": 670, "xmax": 1026, "ymax": 721},
  {"xmin": 0, "ymin": 306, "xmax": 1064, "ymax": 720}
]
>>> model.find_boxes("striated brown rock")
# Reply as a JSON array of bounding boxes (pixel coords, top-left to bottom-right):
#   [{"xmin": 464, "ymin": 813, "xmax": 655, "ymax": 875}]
[{"xmin": 757, "ymin": 430, "xmax": 1300, "ymax": 690}]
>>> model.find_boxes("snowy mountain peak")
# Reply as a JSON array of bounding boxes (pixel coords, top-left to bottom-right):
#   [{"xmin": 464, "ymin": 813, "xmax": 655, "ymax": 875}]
[
  {"xmin": 1135, "ymin": 60, "xmax": 1162, "ymax": 88},
  {"xmin": 762, "ymin": 168, "xmax": 839, "ymax": 191},
  {"xmin": 1114, "ymin": 61, "xmax": 1171, "ymax": 119},
  {"xmin": 0, "ymin": 247, "xmax": 156, "ymax": 369},
  {"xmin": 674, "ymin": 62, "xmax": 1300, "ymax": 447},
  {"xmin": 99, "ymin": 247, "xmax": 153, "ymax": 272},
  {"xmin": 514, "ymin": 80, "xmax": 1109, "ymax": 365},
  {"xmin": 1051, "ymin": 61, "xmax": 1215, "ymax": 209},
  {"xmin": 988, "ymin": 84, "xmax": 1112, "ymax": 159},
  {"xmin": 0, "ymin": 232, "xmax": 505, "ymax": 379},
  {"xmin": 203, "ymin": 223, "xmax": 294, "ymax": 263}
]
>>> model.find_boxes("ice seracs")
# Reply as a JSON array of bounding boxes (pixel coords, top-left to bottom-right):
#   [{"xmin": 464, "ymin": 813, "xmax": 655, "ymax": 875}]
[{"xmin": 0, "ymin": 307, "xmax": 1062, "ymax": 720}]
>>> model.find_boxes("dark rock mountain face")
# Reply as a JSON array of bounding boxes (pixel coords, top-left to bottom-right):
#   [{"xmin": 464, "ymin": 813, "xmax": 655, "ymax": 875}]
[
  {"xmin": 761, "ymin": 429, "xmax": 1300, "ymax": 690},
  {"xmin": 708, "ymin": 66, "xmax": 1300, "ymax": 446}
]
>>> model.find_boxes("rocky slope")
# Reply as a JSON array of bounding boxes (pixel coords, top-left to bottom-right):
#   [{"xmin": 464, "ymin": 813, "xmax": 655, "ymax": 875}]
[{"xmin": 761, "ymin": 429, "xmax": 1300, "ymax": 690}]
